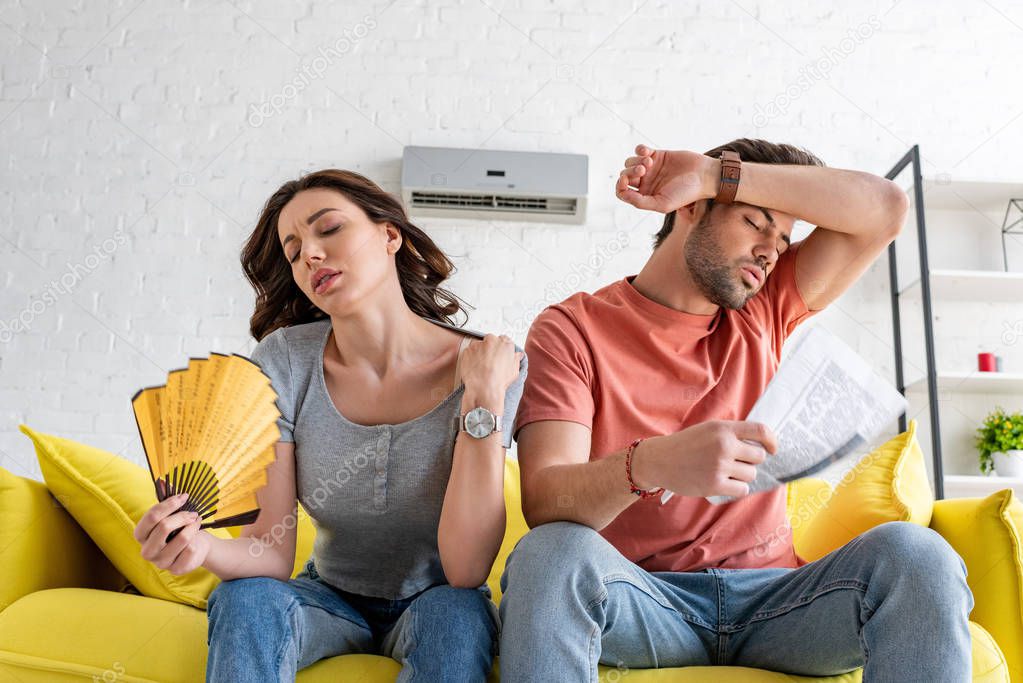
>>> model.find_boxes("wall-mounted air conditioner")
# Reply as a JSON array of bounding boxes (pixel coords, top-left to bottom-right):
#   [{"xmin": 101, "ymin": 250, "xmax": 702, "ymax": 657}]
[{"xmin": 401, "ymin": 145, "xmax": 588, "ymax": 224}]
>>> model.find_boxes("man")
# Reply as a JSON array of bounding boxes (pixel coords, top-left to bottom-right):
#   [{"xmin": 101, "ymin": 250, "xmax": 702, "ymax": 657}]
[{"xmin": 499, "ymin": 139, "xmax": 973, "ymax": 681}]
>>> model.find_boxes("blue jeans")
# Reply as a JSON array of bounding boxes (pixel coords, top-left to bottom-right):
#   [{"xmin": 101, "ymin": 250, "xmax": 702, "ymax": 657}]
[
  {"xmin": 499, "ymin": 521, "xmax": 974, "ymax": 682},
  {"xmin": 206, "ymin": 558, "xmax": 498, "ymax": 682}
]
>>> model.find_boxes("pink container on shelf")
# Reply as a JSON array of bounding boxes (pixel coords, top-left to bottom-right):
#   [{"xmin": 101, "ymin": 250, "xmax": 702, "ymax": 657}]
[{"xmin": 978, "ymin": 352, "xmax": 997, "ymax": 372}]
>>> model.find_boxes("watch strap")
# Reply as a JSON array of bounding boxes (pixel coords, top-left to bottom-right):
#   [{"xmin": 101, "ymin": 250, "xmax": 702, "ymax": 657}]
[{"xmin": 715, "ymin": 150, "xmax": 741, "ymax": 204}]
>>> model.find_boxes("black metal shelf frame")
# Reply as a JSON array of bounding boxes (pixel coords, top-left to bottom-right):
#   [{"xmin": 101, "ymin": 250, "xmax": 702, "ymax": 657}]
[{"xmin": 885, "ymin": 145, "xmax": 944, "ymax": 500}]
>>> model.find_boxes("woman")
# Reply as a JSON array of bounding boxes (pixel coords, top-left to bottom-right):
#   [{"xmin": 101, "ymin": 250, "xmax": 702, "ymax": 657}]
[{"xmin": 132, "ymin": 169, "xmax": 527, "ymax": 682}]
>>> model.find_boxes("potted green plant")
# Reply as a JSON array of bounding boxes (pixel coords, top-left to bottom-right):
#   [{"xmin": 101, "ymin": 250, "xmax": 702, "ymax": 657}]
[{"xmin": 976, "ymin": 407, "xmax": 1023, "ymax": 477}]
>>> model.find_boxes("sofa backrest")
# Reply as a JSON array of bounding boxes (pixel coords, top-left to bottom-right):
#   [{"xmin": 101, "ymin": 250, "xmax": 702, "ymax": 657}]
[{"xmin": 0, "ymin": 466, "xmax": 127, "ymax": 610}]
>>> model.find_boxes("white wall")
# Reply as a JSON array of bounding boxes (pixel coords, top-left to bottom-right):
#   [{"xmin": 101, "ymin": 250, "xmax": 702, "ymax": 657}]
[{"xmin": 2, "ymin": 0, "xmax": 1021, "ymax": 483}]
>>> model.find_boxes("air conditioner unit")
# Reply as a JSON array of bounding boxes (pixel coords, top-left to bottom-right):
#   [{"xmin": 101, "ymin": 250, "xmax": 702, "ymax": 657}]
[{"xmin": 401, "ymin": 145, "xmax": 588, "ymax": 224}]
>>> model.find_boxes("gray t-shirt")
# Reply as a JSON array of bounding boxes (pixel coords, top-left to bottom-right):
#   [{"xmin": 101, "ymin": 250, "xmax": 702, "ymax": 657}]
[{"xmin": 249, "ymin": 317, "xmax": 527, "ymax": 599}]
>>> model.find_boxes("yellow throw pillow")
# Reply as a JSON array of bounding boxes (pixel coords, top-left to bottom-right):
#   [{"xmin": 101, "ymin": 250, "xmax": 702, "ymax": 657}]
[
  {"xmin": 930, "ymin": 489, "xmax": 1023, "ymax": 682},
  {"xmin": 795, "ymin": 419, "xmax": 934, "ymax": 562},
  {"xmin": 785, "ymin": 476, "xmax": 832, "ymax": 552},
  {"xmin": 18, "ymin": 424, "xmax": 230, "ymax": 609}
]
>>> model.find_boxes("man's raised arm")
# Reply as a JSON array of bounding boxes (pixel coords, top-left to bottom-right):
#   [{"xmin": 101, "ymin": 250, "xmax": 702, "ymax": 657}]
[{"xmin": 616, "ymin": 143, "xmax": 909, "ymax": 312}]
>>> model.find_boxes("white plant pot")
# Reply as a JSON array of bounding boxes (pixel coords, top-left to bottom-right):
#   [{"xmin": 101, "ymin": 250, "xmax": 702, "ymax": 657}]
[{"xmin": 993, "ymin": 450, "xmax": 1023, "ymax": 478}]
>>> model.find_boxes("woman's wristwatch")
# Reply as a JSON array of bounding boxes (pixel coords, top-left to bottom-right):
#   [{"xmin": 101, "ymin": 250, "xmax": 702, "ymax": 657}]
[{"xmin": 459, "ymin": 406, "xmax": 503, "ymax": 439}]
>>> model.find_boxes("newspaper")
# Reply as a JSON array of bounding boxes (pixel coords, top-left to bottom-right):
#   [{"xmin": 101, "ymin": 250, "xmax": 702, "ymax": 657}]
[{"xmin": 660, "ymin": 326, "xmax": 907, "ymax": 505}]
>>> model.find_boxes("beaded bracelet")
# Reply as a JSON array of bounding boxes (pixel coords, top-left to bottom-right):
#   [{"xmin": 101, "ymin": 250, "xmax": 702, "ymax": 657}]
[{"xmin": 625, "ymin": 437, "xmax": 664, "ymax": 498}]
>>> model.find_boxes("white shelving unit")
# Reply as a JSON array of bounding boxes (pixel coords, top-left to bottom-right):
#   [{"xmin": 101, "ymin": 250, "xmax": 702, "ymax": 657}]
[
  {"xmin": 887, "ymin": 149, "xmax": 1023, "ymax": 499},
  {"xmin": 944, "ymin": 474, "xmax": 1023, "ymax": 499},
  {"xmin": 908, "ymin": 178, "xmax": 1023, "ymax": 212},
  {"xmin": 899, "ymin": 269, "xmax": 1023, "ymax": 301},
  {"xmin": 904, "ymin": 372, "xmax": 1023, "ymax": 395}
]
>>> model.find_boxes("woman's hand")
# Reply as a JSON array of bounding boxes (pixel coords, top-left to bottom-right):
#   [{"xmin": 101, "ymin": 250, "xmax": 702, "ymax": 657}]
[
  {"xmin": 458, "ymin": 333, "xmax": 523, "ymax": 408},
  {"xmin": 615, "ymin": 144, "xmax": 719, "ymax": 213},
  {"xmin": 133, "ymin": 486, "xmax": 213, "ymax": 576}
]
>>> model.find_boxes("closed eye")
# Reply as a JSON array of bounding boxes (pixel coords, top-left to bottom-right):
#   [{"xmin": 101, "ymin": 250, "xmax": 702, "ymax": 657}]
[
  {"xmin": 287, "ymin": 225, "xmax": 341, "ymax": 263},
  {"xmin": 746, "ymin": 216, "xmax": 790, "ymax": 257}
]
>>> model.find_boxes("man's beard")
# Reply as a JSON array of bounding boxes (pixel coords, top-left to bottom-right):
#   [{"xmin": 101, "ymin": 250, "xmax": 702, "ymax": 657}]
[{"xmin": 683, "ymin": 214, "xmax": 759, "ymax": 310}]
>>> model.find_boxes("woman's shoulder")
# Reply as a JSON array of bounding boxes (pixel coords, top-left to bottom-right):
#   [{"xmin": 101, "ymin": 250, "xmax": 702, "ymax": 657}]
[
  {"xmin": 251, "ymin": 318, "xmax": 330, "ymax": 366},
  {"xmin": 276, "ymin": 317, "xmax": 332, "ymax": 341}
]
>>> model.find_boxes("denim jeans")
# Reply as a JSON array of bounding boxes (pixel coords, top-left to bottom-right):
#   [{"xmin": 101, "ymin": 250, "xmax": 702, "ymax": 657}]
[
  {"xmin": 206, "ymin": 558, "xmax": 498, "ymax": 682},
  {"xmin": 499, "ymin": 521, "xmax": 974, "ymax": 682}
]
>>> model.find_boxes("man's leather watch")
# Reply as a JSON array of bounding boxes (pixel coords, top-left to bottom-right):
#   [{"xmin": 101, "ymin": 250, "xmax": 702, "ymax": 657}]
[{"xmin": 715, "ymin": 150, "xmax": 741, "ymax": 204}]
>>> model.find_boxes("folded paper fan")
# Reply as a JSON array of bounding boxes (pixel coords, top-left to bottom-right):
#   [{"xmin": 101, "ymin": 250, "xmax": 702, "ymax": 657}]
[{"xmin": 131, "ymin": 352, "xmax": 281, "ymax": 535}]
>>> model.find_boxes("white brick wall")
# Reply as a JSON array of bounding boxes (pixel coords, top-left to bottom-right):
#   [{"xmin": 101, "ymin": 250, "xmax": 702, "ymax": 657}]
[{"xmin": 2, "ymin": 0, "xmax": 1021, "ymax": 482}]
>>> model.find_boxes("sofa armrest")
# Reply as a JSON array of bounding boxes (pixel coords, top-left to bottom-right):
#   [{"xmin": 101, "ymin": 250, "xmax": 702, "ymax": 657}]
[
  {"xmin": 930, "ymin": 490, "xmax": 1023, "ymax": 683},
  {"xmin": 0, "ymin": 467, "xmax": 126, "ymax": 611}
]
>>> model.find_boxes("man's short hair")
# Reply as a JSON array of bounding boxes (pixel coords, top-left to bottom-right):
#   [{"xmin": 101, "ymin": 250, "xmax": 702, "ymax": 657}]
[{"xmin": 653, "ymin": 139, "xmax": 825, "ymax": 249}]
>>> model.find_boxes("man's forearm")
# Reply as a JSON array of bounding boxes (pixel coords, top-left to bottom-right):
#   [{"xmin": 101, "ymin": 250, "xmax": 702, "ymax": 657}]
[
  {"xmin": 523, "ymin": 447, "xmax": 649, "ymax": 531},
  {"xmin": 705, "ymin": 158, "xmax": 907, "ymax": 236}
]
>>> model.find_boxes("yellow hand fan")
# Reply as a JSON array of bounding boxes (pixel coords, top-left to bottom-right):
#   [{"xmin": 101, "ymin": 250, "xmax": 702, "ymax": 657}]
[{"xmin": 131, "ymin": 352, "xmax": 281, "ymax": 535}]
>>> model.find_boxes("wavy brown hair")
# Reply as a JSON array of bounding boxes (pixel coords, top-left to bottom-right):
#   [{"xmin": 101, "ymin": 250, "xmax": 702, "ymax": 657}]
[{"xmin": 242, "ymin": 169, "xmax": 468, "ymax": 341}]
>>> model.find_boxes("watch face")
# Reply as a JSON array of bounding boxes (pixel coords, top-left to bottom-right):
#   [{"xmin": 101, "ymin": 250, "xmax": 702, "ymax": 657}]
[{"xmin": 465, "ymin": 407, "xmax": 496, "ymax": 438}]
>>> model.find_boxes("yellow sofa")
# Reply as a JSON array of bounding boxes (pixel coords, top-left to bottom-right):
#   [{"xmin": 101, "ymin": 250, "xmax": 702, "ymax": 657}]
[{"xmin": 0, "ymin": 457, "xmax": 1017, "ymax": 682}]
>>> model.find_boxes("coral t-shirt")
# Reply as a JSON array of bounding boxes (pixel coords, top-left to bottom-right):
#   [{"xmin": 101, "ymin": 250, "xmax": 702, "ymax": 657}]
[{"xmin": 514, "ymin": 239, "xmax": 821, "ymax": 571}]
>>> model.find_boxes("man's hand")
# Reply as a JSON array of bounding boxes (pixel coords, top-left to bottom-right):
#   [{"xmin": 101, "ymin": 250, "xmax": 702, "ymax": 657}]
[
  {"xmin": 631, "ymin": 420, "xmax": 777, "ymax": 499},
  {"xmin": 615, "ymin": 144, "xmax": 720, "ymax": 213}
]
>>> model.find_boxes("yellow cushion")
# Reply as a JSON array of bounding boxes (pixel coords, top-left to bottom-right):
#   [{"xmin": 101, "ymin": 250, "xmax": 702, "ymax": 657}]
[
  {"xmin": 0, "ymin": 467, "xmax": 126, "ymax": 611},
  {"xmin": 785, "ymin": 476, "xmax": 833, "ymax": 554},
  {"xmin": 487, "ymin": 457, "xmax": 529, "ymax": 605},
  {"xmin": 0, "ymin": 588, "xmax": 1005, "ymax": 682},
  {"xmin": 291, "ymin": 505, "xmax": 316, "ymax": 577},
  {"xmin": 969, "ymin": 621, "xmax": 1013, "ymax": 683},
  {"xmin": 2, "ymin": 589, "xmax": 857, "ymax": 683},
  {"xmin": 0, "ymin": 588, "xmax": 403, "ymax": 682},
  {"xmin": 930, "ymin": 489, "xmax": 1023, "ymax": 682},
  {"xmin": 796, "ymin": 420, "xmax": 933, "ymax": 562},
  {"xmin": 18, "ymin": 424, "xmax": 230, "ymax": 609}
]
